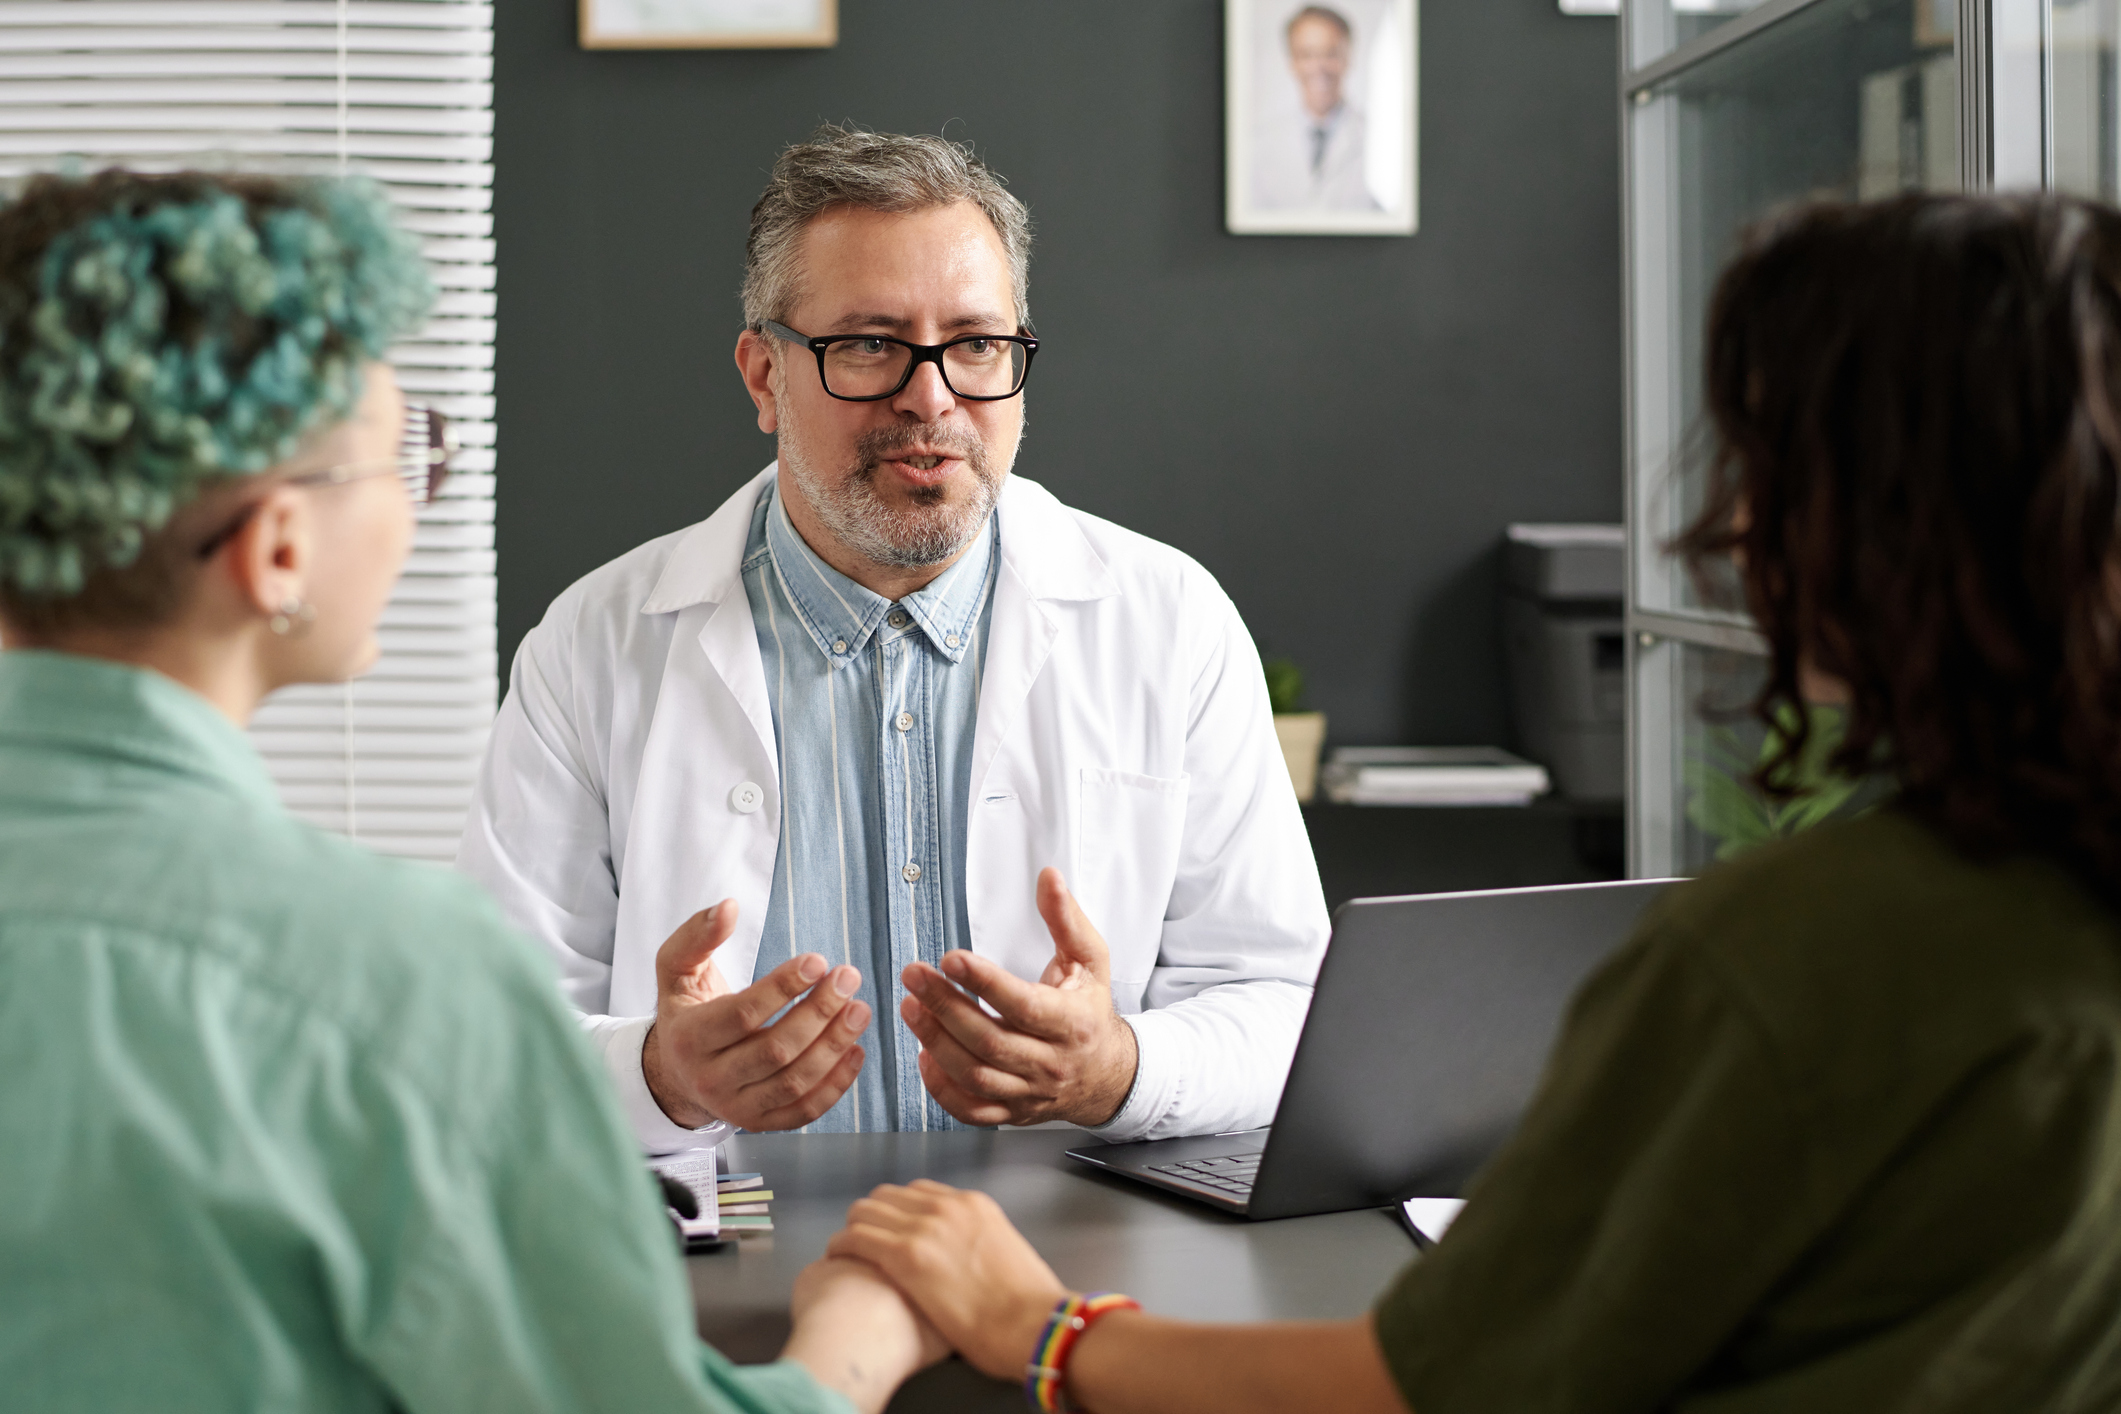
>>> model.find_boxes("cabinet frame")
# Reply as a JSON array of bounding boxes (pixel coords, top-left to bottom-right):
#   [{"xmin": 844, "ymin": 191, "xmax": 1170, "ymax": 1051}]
[{"xmin": 1618, "ymin": 0, "xmax": 2056, "ymax": 874}]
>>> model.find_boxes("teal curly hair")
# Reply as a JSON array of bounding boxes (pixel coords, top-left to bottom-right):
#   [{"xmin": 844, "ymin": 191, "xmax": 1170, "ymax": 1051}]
[{"xmin": 0, "ymin": 169, "xmax": 434, "ymax": 599}]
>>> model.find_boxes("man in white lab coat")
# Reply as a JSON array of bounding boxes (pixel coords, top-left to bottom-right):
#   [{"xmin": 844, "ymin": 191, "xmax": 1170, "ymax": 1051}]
[
  {"xmin": 1251, "ymin": 5, "xmax": 1381, "ymax": 214},
  {"xmin": 460, "ymin": 126, "xmax": 1330, "ymax": 1151}
]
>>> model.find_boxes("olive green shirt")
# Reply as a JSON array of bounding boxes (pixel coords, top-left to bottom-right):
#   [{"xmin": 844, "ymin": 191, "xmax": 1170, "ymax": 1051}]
[
  {"xmin": 0, "ymin": 651, "xmax": 847, "ymax": 1414},
  {"xmin": 1377, "ymin": 808, "xmax": 2121, "ymax": 1413}
]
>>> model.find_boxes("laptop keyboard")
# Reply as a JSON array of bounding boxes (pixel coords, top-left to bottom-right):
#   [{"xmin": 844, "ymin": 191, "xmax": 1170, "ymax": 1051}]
[{"xmin": 1147, "ymin": 1152, "xmax": 1260, "ymax": 1198}]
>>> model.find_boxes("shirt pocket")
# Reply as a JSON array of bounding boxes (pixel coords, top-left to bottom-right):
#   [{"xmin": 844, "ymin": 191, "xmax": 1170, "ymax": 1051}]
[{"xmin": 1076, "ymin": 767, "xmax": 1190, "ymax": 1010}]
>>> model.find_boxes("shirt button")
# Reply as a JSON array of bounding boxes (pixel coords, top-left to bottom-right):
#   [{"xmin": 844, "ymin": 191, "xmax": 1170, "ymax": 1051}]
[
  {"xmin": 945, "ymin": 633, "xmax": 960, "ymax": 649},
  {"xmin": 901, "ymin": 862, "xmax": 922, "ymax": 883},
  {"xmin": 832, "ymin": 639, "xmax": 847, "ymax": 654},
  {"xmin": 887, "ymin": 609, "xmax": 911, "ymax": 629},
  {"xmin": 895, "ymin": 711, "xmax": 914, "ymax": 732},
  {"xmin": 729, "ymin": 781, "xmax": 765, "ymax": 814}
]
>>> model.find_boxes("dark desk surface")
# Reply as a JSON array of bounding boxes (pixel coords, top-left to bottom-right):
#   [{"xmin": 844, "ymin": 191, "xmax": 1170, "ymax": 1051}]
[{"xmin": 687, "ymin": 1128, "xmax": 1419, "ymax": 1413}]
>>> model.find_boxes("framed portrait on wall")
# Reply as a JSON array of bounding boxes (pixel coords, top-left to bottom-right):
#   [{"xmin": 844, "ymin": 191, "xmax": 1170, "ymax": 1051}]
[
  {"xmin": 580, "ymin": 0, "xmax": 837, "ymax": 49},
  {"xmin": 1226, "ymin": 0, "xmax": 1418, "ymax": 236}
]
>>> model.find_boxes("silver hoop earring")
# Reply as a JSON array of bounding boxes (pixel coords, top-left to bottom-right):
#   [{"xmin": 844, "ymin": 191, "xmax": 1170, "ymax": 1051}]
[{"xmin": 268, "ymin": 598, "xmax": 317, "ymax": 637}]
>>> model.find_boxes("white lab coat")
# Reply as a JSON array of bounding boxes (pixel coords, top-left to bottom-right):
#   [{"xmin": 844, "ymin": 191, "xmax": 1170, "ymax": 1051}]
[
  {"xmin": 1252, "ymin": 102, "xmax": 1380, "ymax": 213},
  {"xmin": 458, "ymin": 467, "xmax": 1330, "ymax": 1149}
]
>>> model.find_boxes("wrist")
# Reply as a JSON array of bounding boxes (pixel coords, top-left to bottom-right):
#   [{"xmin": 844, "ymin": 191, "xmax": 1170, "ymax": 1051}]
[
  {"xmin": 1001, "ymin": 1287, "xmax": 1075, "ymax": 1380},
  {"xmin": 1072, "ymin": 1016, "xmax": 1139, "ymax": 1128},
  {"xmin": 641, "ymin": 1020, "xmax": 715, "ymax": 1129},
  {"xmin": 1025, "ymin": 1292, "xmax": 1140, "ymax": 1412},
  {"xmin": 783, "ymin": 1298, "xmax": 923, "ymax": 1414}
]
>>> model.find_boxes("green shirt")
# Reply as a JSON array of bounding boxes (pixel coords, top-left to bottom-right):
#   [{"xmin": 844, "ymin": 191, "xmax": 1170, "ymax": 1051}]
[
  {"xmin": 0, "ymin": 651, "xmax": 848, "ymax": 1414},
  {"xmin": 1376, "ymin": 808, "xmax": 2121, "ymax": 1413}
]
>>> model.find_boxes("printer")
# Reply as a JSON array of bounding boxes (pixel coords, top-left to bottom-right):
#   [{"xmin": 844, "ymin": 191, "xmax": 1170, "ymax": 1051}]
[{"xmin": 1501, "ymin": 524, "xmax": 1624, "ymax": 804}]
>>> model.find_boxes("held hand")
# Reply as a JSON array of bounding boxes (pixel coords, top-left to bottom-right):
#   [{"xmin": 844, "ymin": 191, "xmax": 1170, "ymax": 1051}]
[
  {"xmin": 899, "ymin": 868, "xmax": 1139, "ymax": 1128},
  {"xmin": 640, "ymin": 901, "xmax": 870, "ymax": 1131},
  {"xmin": 784, "ymin": 1256, "xmax": 949, "ymax": 1414},
  {"xmin": 826, "ymin": 1180, "xmax": 1072, "ymax": 1383}
]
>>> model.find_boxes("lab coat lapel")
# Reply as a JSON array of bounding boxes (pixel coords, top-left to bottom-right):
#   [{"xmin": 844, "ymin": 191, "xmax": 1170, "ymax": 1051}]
[
  {"xmin": 615, "ymin": 469, "xmax": 781, "ymax": 1001},
  {"xmin": 697, "ymin": 588, "xmax": 777, "ymax": 767},
  {"xmin": 968, "ymin": 556, "xmax": 1058, "ymax": 809},
  {"xmin": 968, "ymin": 477, "xmax": 1120, "ymax": 805},
  {"xmin": 964, "ymin": 478, "xmax": 1121, "ymax": 971},
  {"xmin": 639, "ymin": 465, "xmax": 780, "ymax": 769}
]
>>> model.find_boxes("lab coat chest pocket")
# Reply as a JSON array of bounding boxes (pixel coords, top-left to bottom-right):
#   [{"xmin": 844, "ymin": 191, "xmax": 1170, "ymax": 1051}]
[{"xmin": 1075, "ymin": 767, "xmax": 1189, "ymax": 1013}]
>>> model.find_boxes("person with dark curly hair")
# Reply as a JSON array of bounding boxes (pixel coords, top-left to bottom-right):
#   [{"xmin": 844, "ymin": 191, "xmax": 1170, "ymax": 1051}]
[
  {"xmin": 0, "ymin": 170, "xmax": 939, "ymax": 1414},
  {"xmin": 816, "ymin": 194, "xmax": 2121, "ymax": 1412}
]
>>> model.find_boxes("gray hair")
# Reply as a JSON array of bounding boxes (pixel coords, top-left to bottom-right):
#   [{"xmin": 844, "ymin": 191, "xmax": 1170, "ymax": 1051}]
[{"xmin": 742, "ymin": 124, "xmax": 1033, "ymax": 333}]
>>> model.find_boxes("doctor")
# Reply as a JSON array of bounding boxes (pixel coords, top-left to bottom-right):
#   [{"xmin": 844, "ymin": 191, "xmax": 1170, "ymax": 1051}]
[
  {"xmin": 460, "ymin": 125, "xmax": 1329, "ymax": 1151},
  {"xmin": 1252, "ymin": 6, "xmax": 1379, "ymax": 214}
]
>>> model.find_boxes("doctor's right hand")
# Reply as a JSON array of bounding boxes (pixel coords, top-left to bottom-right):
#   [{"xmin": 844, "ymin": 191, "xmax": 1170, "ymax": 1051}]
[{"xmin": 640, "ymin": 900, "xmax": 870, "ymax": 1131}]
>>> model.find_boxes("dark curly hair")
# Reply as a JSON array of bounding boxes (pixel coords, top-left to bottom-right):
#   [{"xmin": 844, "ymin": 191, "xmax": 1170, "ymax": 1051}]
[{"xmin": 1679, "ymin": 193, "xmax": 2121, "ymax": 898}]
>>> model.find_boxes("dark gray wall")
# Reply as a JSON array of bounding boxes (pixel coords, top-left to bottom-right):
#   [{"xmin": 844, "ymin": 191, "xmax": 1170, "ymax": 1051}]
[{"xmin": 492, "ymin": 1, "xmax": 1622, "ymax": 748}]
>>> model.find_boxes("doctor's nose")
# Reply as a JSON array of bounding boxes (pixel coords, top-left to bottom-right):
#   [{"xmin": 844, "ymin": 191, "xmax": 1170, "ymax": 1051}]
[{"xmin": 891, "ymin": 358, "xmax": 957, "ymax": 423}]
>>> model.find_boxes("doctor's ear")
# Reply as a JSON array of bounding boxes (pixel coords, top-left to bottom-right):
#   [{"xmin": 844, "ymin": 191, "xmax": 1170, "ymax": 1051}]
[{"xmin": 734, "ymin": 328, "xmax": 781, "ymax": 435}]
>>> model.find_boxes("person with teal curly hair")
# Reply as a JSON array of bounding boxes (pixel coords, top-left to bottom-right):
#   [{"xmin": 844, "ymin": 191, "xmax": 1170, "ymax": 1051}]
[
  {"xmin": 0, "ymin": 170, "xmax": 940, "ymax": 1414},
  {"xmin": 0, "ymin": 169, "xmax": 432, "ymax": 612}
]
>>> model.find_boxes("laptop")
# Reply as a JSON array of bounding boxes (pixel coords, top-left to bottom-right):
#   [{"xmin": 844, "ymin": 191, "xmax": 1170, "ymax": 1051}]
[{"xmin": 1066, "ymin": 877, "xmax": 1673, "ymax": 1220}]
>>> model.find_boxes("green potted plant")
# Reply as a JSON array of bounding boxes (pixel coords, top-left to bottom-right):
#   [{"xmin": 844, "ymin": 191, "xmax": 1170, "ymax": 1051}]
[
  {"xmin": 1266, "ymin": 658, "xmax": 1327, "ymax": 804},
  {"xmin": 1684, "ymin": 703, "xmax": 1869, "ymax": 861}
]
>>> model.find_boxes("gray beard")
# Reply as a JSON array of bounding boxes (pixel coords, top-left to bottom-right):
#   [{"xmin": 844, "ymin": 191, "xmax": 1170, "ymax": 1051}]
[{"xmin": 778, "ymin": 420, "xmax": 1005, "ymax": 570}]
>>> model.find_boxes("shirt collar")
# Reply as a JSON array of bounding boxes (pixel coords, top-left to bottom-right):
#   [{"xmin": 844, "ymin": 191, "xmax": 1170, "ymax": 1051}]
[
  {"xmin": 0, "ymin": 649, "xmax": 282, "ymax": 811},
  {"xmin": 762, "ymin": 483, "xmax": 995, "ymax": 669}
]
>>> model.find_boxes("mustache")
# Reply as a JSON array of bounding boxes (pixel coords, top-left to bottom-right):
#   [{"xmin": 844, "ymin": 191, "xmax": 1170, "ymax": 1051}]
[{"xmin": 853, "ymin": 422, "xmax": 987, "ymax": 473}]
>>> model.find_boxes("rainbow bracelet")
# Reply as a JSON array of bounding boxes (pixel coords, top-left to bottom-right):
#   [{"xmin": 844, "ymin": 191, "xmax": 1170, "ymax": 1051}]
[{"xmin": 1024, "ymin": 1291, "xmax": 1140, "ymax": 1412}]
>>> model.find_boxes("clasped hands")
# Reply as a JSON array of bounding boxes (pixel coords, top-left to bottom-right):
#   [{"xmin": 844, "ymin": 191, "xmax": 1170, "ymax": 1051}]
[
  {"xmin": 641, "ymin": 867, "xmax": 1138, "ymax": 1132},
  {"xmin": 785, "ymin": 1183, "xmax": 1073, "ymax": 1412}
]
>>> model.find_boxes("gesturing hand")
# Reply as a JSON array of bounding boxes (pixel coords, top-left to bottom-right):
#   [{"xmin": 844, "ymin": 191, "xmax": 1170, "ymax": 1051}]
[
  {"xmin": 640, "ymin": 900, "xmax": 870, "ymax": 1131},
  {"xmin": 826, "ymin": 1180, "xmax": 1072, "ymax": 1383},
  {"xmin": 899, "ymin": 868, "xmax": 1139, "ymax": 1128}
]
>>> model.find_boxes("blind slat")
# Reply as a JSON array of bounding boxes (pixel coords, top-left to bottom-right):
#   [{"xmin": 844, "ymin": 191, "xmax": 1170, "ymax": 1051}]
[
  {"xmin": 0, "ymin": 4, "xmax": 491, "ymax": 29},
  {"xmin": 0, "ymin": 29, "xmax": 492, "ymax": 57}
]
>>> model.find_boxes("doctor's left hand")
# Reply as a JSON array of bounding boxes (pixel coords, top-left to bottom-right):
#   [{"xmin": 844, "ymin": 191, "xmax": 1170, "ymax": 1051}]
[{"xmin": 899, "ymin": 868, "xmax": 1139, "ymax": 1128}]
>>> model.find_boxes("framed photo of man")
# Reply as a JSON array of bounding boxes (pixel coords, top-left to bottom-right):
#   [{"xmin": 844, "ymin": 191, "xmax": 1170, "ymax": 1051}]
[
  {"xmin": 579, "ymin": 0, "xmax": 836, "ymax": 49},
  {"xmin": 1226, "ymin": 0, "xmax": 1419, "ymax": 236}
]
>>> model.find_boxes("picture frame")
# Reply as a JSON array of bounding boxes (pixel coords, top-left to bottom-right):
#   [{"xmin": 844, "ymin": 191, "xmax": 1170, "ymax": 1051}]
[
  {"xmin": 580, "ymin": 0, "xmax": 837, "ymax": 50},
  {"xmin": 1226, "ymin": 0, "xmax": 1418, "ymax": 236}
]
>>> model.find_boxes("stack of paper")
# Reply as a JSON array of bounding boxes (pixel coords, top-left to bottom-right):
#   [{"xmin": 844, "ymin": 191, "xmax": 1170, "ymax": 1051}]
[
  {"xmin": 1320, "ymin": 747, "xmax": 1550, "ymax": 806},
  {"xmin": 651, "ymin": 1150, "xmax": 778, "ymax": 1244},
  {"xmin": 715, "ymin": 1171, "xmax": 774, "ymax": 1235}
]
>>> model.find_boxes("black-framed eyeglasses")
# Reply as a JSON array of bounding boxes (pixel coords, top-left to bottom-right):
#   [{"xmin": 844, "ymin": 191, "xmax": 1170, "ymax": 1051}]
[
  {"xmin": 195, "ymin": 402, "xmax": 457, "ymax": 560},
  {"xmin": 761, "ymin": 319, "xmax": 1038, "ymax": 402}
]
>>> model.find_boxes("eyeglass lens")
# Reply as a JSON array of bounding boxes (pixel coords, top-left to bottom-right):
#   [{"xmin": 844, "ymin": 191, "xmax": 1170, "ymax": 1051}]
[
  {"xmin": 818, "ymin": 337, "xmax": 1029, "ymax": 400},
  {"xmin": 400, "ymin": 404, "xmax": 454, "ymax": 504}
]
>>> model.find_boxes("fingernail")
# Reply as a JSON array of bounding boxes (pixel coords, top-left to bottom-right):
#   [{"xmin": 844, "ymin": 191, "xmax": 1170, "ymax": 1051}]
[
  {"xmin": 902, "ymin": 966, "xmax": 927, "ymax": 995},
  {"xmin": 845, "ymin": 1001, "xmax": 871, "ymax": 1030},
  {"xmin": 833, "ymin": 966, "xmax": 861, "ymax": 997},
  {"xmin": 798, "ymin": 954, "xmax": 827, "ymax": 983}
]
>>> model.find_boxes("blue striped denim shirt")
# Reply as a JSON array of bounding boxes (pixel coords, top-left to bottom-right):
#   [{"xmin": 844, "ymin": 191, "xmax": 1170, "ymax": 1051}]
[{"xmin": 740, "ymin": 482, "xmax": 998, "ymax": 1132}]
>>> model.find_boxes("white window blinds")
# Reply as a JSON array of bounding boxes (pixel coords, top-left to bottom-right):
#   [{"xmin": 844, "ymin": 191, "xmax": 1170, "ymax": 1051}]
[{"xmin": 0, "ymin": 1, "xmax": 497, "ymax": 864}]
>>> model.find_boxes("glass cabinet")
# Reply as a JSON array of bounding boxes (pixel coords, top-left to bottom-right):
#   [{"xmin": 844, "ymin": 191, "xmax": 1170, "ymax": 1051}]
[{"xmin": 1624, "ymin": 0, "xmax": 2091, "ymax": 874}]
